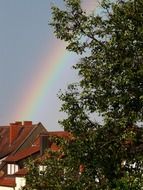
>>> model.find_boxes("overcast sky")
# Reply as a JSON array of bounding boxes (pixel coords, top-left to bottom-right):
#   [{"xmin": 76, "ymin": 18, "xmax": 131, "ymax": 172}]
[{"xmin": 0, "ymin": 0, "xmax": 98, "ymax": 130}]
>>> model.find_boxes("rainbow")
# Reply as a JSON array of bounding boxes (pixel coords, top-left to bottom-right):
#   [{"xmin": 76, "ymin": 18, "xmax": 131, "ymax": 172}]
[
  {"xmin": 12, "ymin": 1, "xmax": 98, "ymax": 122},
  {"xmin": 13, "ymin": 39, "xmax": 71, "ymax": 121}
]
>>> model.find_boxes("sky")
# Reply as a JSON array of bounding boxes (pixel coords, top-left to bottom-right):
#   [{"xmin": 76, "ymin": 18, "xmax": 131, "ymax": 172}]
[{"xmin": 0, "ymin": 0, "xmax": 98, "ymax": 130}]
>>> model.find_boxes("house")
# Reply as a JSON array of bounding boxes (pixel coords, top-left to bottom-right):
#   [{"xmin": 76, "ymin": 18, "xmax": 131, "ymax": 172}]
[
  {"xmin": 0, "ymin": 122, "xmax": 70, "ymax": 189},
  {"xmin": 0, "ymin": 121, "xmax": 47, "ymax": 189}
]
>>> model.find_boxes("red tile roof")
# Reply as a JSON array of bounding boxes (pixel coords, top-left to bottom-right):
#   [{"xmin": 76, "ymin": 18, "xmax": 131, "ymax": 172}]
[
  {"xmin": 35, "ymin": 132, "xmax": 70, "ymax": 163},
  {"xmin": 50, "ymin": 143, "xmax": 60, "ymax": 151},
  {"xmin": 48, "ymin": 131, "xmax": 71, "ymax": 138},
  {"xmin": 2, "ymin": 131, "xmax": 70, "ymax": 170},
  {"xmin": 4, "ymin": 132, "xmax": 66, "ymax": 162},
  {"xmin": 5, "ymin": 135, "xmax": 41, "ymax": 162},
  {"xmin": 0, "ymin": 122, "xmax": 39, "ymax": 159},
  {"xmin": 14, "ymin": 168, "xmax": 28, "ymax": 176},
  {"xmin": 0, "ymin": 177, "xmax": 16, "ymax": 187},
  {"xmin": 5, "ymin": 145, "xmax": 40, "ymax": 162}
]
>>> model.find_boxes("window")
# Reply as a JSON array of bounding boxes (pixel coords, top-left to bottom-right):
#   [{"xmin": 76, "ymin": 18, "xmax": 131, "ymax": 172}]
[{"xmin": 7, "ymin": 164, "xmax": 18, "ymax": 175}]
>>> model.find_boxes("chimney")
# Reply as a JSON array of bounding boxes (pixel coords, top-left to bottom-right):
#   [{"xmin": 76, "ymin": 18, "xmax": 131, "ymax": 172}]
[
  {"xmin": 9, "ymin": 122, "xmax": 21, "ymax": 145},
  {"xmin": 23, "ymin": 121, "xmax": 32, "ymax": 126}
]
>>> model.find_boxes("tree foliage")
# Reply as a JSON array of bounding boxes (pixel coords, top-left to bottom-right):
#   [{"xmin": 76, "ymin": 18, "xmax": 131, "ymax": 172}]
[{"xmin": 23, "ymin": 0, "xmax": 143, "ymax": 189}]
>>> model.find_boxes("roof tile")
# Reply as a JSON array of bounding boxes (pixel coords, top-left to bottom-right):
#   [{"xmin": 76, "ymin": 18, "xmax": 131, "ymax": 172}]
[
  {"xmin": 0, "ymin": 123, "xmax": 38, "ymax": 159},
  {"xmin": 0, "ymin": 177, "xmax": 16, "ymax": 187}
]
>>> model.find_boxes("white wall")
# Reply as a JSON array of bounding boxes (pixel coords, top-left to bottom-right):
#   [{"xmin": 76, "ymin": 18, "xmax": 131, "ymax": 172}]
[
  {"xmin": 0, "ymin": 186, "xmax": 14, "ymax": 190},
  {"xmin": 0, "ymin": 177, "xmax": 26, "ymax": 190},
  {"xmin": 15, "ymin": 177, "xmax": 26, "ymax": 190}
]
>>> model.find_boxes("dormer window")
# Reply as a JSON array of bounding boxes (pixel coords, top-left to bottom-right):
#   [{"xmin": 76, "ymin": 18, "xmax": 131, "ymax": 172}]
[{"xmin": 7, "ymin": 164, "xmax": 19, "ymax": 175}]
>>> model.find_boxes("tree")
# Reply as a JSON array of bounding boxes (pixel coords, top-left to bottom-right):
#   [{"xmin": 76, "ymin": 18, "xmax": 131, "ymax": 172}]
[{"xmin": 23, "ymin": 0, "xmax": 143, "ymax": 189}]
